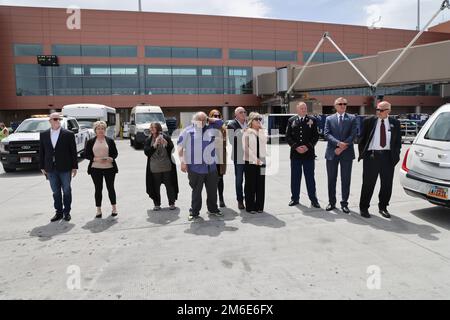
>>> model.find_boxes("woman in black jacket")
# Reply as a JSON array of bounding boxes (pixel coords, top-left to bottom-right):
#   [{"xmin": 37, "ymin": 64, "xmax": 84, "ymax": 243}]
[
  {"xmin": 144, "ymin": 122, "xmax": 179, "ymax": 211},
  {"xmin": 84, "ymin": 121, "xmax": 119, "ymax": 218}
]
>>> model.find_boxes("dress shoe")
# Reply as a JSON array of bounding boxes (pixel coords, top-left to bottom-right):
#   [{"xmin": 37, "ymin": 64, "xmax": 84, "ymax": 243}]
[
  {"xmin": 379, "ymin": 208, "xmax": 391, "ymax": 219},
  {"xmin": 326, "ymin": 204, "xmax": 336, "ymax": 211},
  {"xmin": 311, "ymin": 202, "xmax": 321, "ymax": 209},
  {"xmin": 219, "ymin": 200, "xmax": 226, "ymax": 208},
  {"xmin": 50, "ymin": 213, "xmax": 63, "ymax": 222},
  {"xmin": 341, "ymin": 206, "xmax": 350, "ymax": 214},
  {"xmin": 360, "ymin": 209, "xmax": 371, "ymax": 218},
  {"xmin": 238, "ymin": 202, "xmax": 245, "ymax": 210},
  {"xmin": 289, "ymin": 200, "xmax": 299, "ymax": 207},
  {"xmin": 63, "ymin": 214, "xmax": 71, "ymax": 222}
]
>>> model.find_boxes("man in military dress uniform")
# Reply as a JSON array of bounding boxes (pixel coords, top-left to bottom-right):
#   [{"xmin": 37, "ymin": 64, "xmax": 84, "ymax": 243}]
[{"xmin": 286, "ymin": 102, "xmax": 321, "ymax": 208}]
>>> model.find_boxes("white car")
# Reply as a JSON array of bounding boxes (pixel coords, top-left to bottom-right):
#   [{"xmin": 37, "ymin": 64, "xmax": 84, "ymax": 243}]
[{"xmin": 399, "ymin": 104, "xmax": 450, "ymax": 208}]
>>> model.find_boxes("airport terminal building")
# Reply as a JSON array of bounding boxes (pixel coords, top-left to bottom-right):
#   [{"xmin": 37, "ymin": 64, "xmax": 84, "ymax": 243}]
[{"xmin": 0, "ymin": 5, "xmax": 450, "ymax": 125}]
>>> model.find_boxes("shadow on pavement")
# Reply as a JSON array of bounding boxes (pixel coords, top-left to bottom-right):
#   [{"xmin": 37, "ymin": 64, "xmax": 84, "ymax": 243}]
[
  {"xmin": 240, "ymin": 211, "xmax": 286, "ymax": 229},
  {"xmin": 184, "ymin": 216, "xmax": 239, "ymax": 237},
  {"xmin": 410, "ymin": 206, "xmax": 450, "ymax": 231},
  {"xmin": 82, "ymin": 217, "xmax": 118, "ymax": 233},
  {"xmin": 0, "ymin": 169, "xmax": 42, "ymax": 178},
  {"xmin": 147, "ymin": 208, "xmax": 181, "ymax": 225},
  {"xmin": 29, "ymin": 222, "xmax": 75, "ymax": 241}
]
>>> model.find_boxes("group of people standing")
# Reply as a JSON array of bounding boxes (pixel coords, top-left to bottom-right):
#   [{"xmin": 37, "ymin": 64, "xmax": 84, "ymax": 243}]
[{"xmin": 39, "ymin": 96, "xmax": 401, "ymax": 223}]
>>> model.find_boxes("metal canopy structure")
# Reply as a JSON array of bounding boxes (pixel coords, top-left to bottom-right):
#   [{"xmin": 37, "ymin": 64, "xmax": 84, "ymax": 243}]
[{"xmin": 283, "ymin": 0, "xmax": 450, "ymax": 102}]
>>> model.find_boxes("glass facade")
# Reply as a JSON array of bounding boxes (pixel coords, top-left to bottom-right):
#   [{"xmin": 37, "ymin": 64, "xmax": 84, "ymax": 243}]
[
  {"xmin": 308, "ymin": 84, "xmax": 442, "ymax": 97},
  {"xmin": 229, "ymin": 49, "xmax": 297, "ymax": 61},
  {"xmin": 15, "ymin": 64, "xmax": 253, "ymax": 96},
  {"xmin": 14, "ymin": 44, "xmax": 43, "ymax": 56},
  {"xmin": 303, "ymin": 51, "xmax": 363, "ymax": 63},
  {"xmin": 145, "ymin": 46, "xmax": 223, "ymax": 59},
  {"xmin": 51, "ymin": 44, "xmax": 137, "ymax": 57}
]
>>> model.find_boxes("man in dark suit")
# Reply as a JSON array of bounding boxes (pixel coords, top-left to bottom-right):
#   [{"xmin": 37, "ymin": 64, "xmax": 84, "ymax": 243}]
[
  {"xmin": 286, "ymin": 102, "xmax": 320, "ymax": 208},
  {"xmin": 227, "ymin": 107, "xmax": 247, "ymax": 210},
  {"xmin": 324, "ymin": 97, "xmax": 357, "ymax": 214},
  {"xmin": 40, "ymin": 112, "xmax": 78, "ymax": 222},
  {"xmin": 358, "ymin": 101, "xmax": 402, "ymax": 218}
]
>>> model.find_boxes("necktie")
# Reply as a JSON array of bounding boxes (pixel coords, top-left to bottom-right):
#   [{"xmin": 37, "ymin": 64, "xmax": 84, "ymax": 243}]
[
  {"xmin": 380, "ymin": 119, "xmax": 386, "ymax": 148},
  {"xmin": 339, "ymin": 115, "xmax": 343, "ymax": 126}
]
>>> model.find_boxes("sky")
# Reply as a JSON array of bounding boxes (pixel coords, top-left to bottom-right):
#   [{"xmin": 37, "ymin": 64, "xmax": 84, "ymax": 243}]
[{"xmin": 0, "ymin": 0, "xmax": 449, "ymax": 30}]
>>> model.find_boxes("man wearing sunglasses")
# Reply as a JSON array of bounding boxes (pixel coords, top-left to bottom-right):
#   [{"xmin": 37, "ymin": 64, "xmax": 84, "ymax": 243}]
[
  {"xmin": 227, "ymin": 107, "xmax": 248, "ymax": 210},
  {"xmin": 40, "ymin": 112, "xmax": 78, "ymax": 222},
  {"xmin": 358, "ymin": 101, "xmax": 402, "ymax": 219},
  {"xmin": 324, "ymin": 97, "xmax": 357, "ymax": 214}
]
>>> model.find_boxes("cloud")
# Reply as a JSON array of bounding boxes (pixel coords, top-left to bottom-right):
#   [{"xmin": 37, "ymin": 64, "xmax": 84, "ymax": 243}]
[
  {"xmin": 363, "ymin": 0, "xmax": 449, "ymax": 30},
  {"xmin": 0, "ymin": 0, "xmax": 271, "ymax": 18}
]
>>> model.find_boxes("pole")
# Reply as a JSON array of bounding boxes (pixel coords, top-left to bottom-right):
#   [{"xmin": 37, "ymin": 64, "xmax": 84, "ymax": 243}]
[
  {"xmin": 417, "ymin": 0, "xmax": 420, "ymax": 31},
  {"xmin": 138, "ymin": 0, "xmax": 142, "ymax": 12}
]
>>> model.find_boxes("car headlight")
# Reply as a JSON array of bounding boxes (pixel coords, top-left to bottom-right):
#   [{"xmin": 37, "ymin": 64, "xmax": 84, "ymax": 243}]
[
  {"xmin": 0, "ymin": 142, "xmax": 9, "ymax": 153},
  {"xmin": 144, "ymin": 129, "xmax": 150, "ymax": 136}
]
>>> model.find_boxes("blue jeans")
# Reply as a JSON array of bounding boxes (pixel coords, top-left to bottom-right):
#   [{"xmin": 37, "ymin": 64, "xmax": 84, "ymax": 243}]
[
  {"xmin": 290, "ymin": 159, "xmax": 318, "ymax": 203},
  {"xmin": 47, "ymin": 171, "xmax": 72, "ymax": 215},
  {"xmin": 234, "ymin": 164, "xmax": 245, "ymax": 202}
]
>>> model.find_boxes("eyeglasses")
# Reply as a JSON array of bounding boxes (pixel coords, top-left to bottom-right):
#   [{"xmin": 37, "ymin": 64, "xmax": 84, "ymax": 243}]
[
  {"xmin": 50, "ymin": 118, "xmax": 61, "ymax": 122},
  {"xmin": 336, "ymin": 103, "xmax": 348, "ymax": 106},
  {"xmin": 253, "ymin": 118, "xmax": 263, "ymax": 122},
  {"xmin": 212, "ymin": 114, "xmax": 221, "ymax": 118},
  {"xmin": 376, "ymin": 109, "xmax": 389, "ymax": 112}
]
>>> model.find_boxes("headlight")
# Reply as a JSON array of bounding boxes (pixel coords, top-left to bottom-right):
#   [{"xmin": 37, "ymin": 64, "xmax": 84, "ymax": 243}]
[
  {"xmin": 0, "ymin": 142, "xmax": 8, "ymax": 153},
  {"xmin": 144, "ymin": 129, "xmax": 150, "ymax": 136}
]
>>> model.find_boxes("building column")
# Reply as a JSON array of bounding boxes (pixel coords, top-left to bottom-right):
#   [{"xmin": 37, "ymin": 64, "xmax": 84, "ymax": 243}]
[
  {"xmin": 359, "ymin": 104, "xmax": 366, "ymax": 115},
  {"xmin": 415, "ymin": 105, "xmax": 422, "ymax": 114},
  {"xmin": 222, "ymin": 105, "xmax": 230, "ymax": 120}
]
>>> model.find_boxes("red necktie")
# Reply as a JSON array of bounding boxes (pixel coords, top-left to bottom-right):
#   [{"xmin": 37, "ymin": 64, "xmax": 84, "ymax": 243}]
[{"xmin": 380, "ymin": 119, "xmax": 386, "ymax": 148}]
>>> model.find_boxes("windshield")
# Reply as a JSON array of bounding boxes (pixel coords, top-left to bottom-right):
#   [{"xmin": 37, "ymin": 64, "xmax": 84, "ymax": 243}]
[
  {"xmin": 425, "ymin": 112, "xmax": 450, "ymax": 142},
  {"xmin": 136, "ymin": 113, "xmax": 165, "ymax": 124},
  {"xmin": 77, "ymin": 120, "xmax": 96, "ymax": 129},
  {"xmin": 15, "ymin": 119, "xmax": 51, "ymax": 133}
]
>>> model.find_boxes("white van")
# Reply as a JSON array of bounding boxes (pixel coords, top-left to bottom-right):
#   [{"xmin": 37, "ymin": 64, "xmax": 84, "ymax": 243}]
[
  {"xmin": 129, "ymin": 105, "xmax": 167, "ymax": 148},
  {"xmin": 62, "ymin": 104, "xmax": 117, "ymax": 139}
]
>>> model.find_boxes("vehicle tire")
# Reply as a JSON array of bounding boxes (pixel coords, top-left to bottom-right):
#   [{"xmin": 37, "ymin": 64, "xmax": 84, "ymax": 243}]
[
  {"xmin": 134, "ymin": 142, "xmax": 143, "ymax": 149},
  {"xmin": 3, "ymin": 166, "xmax": 15, "ymax": 173}
]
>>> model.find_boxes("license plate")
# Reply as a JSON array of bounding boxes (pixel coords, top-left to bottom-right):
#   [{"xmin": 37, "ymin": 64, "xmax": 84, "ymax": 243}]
[
  {"xmin": 20, "ymin": 157, "xmax": 32, "ymax": 164},
  {"xmin": 427, "ymin": 186, "xmax": 449, "ymax": 200}
]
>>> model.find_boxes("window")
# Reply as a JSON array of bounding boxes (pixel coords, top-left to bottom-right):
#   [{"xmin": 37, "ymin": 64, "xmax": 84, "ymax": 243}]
[
  {"xmin": 107, "ymin": 112, "xmax": 116, "ymax": 126},
  {"xmin": 229, "ymin": 49, "xmax": 252, "ymax": 60},
  {"xmin": 425, "ymin": 112, "xmax": 450, "ymax": 142},
  {"xmin": 110, "ymin": 45, "xmax": 137, "ymax": 57},
  {"xmin": 145, "ymin": 46, "xmax": 171, "ymax": 58},
  {"xmin": 52, "ymin": 44, "xmax": 81, "ymax": 56},
  {"xmin": 82, "ymin": 45, "xmax": 110, "ymax": 57},
  {"xmin": 147, "ymin": 67, "xmax": 172, "ymax": 75},
  {"xmin": 171, "ymin": 47, "xmax": 197, "ymax": 59},
  {"xmin": 276, "ymin": 50, "xmax": 297, "ymax": 62},
  {"xmin": 172, "ymin": 66, "xmax": 198, "ymax": 94},
  {"xmin": 198, "ymin": 66, "xmax": 224, "ymax": 94},
  {"xmin": 225, "ymin": 67, "xmax": 252, "ymax": 94},
  {"xmin": 111, "ymin": 67, "xmax": 138, "ymax": 75},
  {"xmin": 15, "ymin": 64, "xmax": 47, "ymax": 96},
  {"xmin": 172, "ymin": 67, "xmax": 197, "ymax": 76},
  {"xmin": 197, "ymin": 48, "xmax": 222, "ymax": 59},
  {"xmin": 146, "ymin": 65, "xmax": 172, "ymax": 94},
  {"xmin": 111, "ymin": 65, "xmax": 139, "ymax": 95},
  {"xmin": 252, "ymin": 49, "xmax": 276, "ymax": 61},
  {"xmin": 14, "ymin": 44, "xmax": 43, "ymax": 56}
]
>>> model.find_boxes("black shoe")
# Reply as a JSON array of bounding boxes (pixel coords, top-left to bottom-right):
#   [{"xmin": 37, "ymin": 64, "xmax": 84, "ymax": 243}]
[
  {"xmin": 379, "ymin": 208, "xmax": 391, "ymax": 219},
  {"xmin": 95, "ymin": 213, "xmax": 102, "ymax": 219},
  {"xmin": 219, "ymin": 200, "xmax": 226, "ymax": 208},
  {"xmin": 311, "ymin": 202, "xmax": 321, "ymax": 209},
  {"xmin": 360, "ymin": 209, "xmax": 371, "ymax": 218},
  {"xmin": 341, "ymin": 206, "xmax": 350, "ymax": 214},
  {"xmin": 326, "ymin": 204, "xmax": 336, "ymax": 211},
  {"xmin": 50, "ymin": 213, "xmax": 63, "ymax": 222},
  {"xmin": 289, "ymin": 200, "xmax": 299, "ymax": 207},
  {"xmin": 63, "ymin": 214, "xmax": 71, "ymax": 222},
  {"xmin": 111, "ymin": 212, "xmax": 118, "ymax": 217},
  {"xmin": 238, "ymin": 202, "xmax": 245, "ymax": 210}
]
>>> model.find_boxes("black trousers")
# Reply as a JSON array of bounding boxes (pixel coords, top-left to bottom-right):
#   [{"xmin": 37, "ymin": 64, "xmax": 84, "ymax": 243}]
[
  {"xmin": 359, "ymin": 151, "xmax": 395, "ymax": 210},
  {"xmin": 188, "ymin": 171, "xmax": 219, "ymax": 215},
  {"xmin": 91, "ymin": 168, "xmax": 117, "ymax": 207},
  {"xmin": 152, "ymin": 171, "xmax": 177, "ymax": 206},
  {"xmin": 244, "ymin": 163, "xmax": 265, "ymax": 212}
]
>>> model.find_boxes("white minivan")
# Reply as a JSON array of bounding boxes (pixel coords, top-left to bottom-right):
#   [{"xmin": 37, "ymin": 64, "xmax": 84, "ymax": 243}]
[
  {"xmin": 129, "ymin": 105, "xmax": 167, "ymax": 148},
  {"xmin": 62, "ymin": 104, "xmax": 117, "ymax": 139},
  {"xmin": 400, "ymin": 103, "xmax": 450, "ymax": 208}
]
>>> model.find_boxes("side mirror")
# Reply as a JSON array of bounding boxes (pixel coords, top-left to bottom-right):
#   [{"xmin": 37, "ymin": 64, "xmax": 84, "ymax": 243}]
[
  {"xmin": 71, "ymin": 128, "xmax": 79, "ymax": 134},
  {"xmin": 131, "ymin": 121, "xmax": 135, "ymax": 125}
]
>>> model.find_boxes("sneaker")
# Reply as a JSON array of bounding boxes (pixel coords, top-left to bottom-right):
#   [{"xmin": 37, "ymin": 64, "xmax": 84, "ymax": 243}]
[
  {"xmin": 208, "ymin": 210, "xmax": 223, "ymax": 217},
  {"xmin": 169, "ymin": 205, "xmax": 176, "ymax": 210},
  {"xmin": 63, "ymin": 214, "xmax": 71, "ymax": 222},
  {"xmin": 188, "ymin": 209, "xmax": 199, "ymax": 221},
  {"xmin": 153, "ymin": 206, "xmax": 161, "ymax": 211}
]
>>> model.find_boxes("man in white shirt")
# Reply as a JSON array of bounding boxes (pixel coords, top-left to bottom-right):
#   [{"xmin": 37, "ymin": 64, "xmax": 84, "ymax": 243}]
[{"xmin": 358, "ymin": 101, "xmax": 402, "ymax": 219}]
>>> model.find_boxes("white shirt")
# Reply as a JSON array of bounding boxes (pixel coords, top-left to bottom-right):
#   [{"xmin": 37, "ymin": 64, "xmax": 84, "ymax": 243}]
[
  {"xmin": 50, "ymin": 127, "xmax": 61, "ymax": 149},
  {"xmin": 369, "ymin": 117, "xmax": 391, "ymax": 151},
  {"xmin": 236, "ymin": 119, "xmax": 247, "ymax": 129},
  {"xmin": 336, "ymin": 112, "xmax": 346, "ymax": 124}
]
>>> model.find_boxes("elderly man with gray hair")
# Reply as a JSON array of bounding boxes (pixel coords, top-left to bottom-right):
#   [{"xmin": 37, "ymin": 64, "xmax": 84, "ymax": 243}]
[{"xmin": 177, "ymin": 111, "xmax": 224, "ymax": 221}]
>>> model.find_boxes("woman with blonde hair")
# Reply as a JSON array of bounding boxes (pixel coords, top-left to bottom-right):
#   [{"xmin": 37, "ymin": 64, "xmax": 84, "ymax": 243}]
[
  {"xmin": 242, "ymin": 112, "xmax": 267, "ymax": 214},
  {"xmin": 208, "ymin": 109, "xmax": 227, "ymax": 207},
  {"xmin": 84, "ymin": 121, "xmax": 119, "ymax": 218}
]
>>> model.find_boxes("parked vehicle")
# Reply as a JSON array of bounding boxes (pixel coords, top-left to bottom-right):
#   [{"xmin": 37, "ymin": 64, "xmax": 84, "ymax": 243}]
[
  {"xmin": 400, "ymin": 104, "xmax": 450, "ymax": 208},
  {"xmin": 62, "ymin": 104, "xmax": 116, "ymax": 139},
  {"xmin": 129, "ymin": 105, "xmax": 167, "ymax": 149},
  {"xmin": 0, "ymin": 116, "xmax": 89, "ymax": 172}
]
